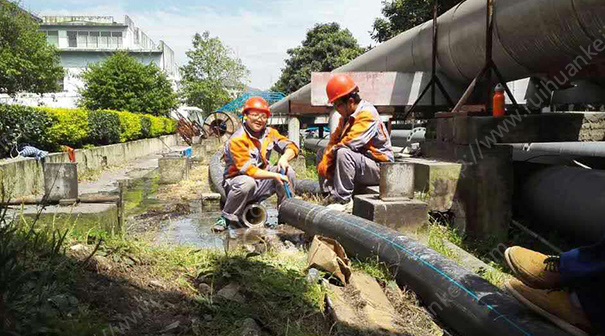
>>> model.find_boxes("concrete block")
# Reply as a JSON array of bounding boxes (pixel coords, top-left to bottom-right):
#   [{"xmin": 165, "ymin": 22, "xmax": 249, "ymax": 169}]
[
  {"xmin": 202, "ymin": 192, "xmax": 222, "ymax": 212},
  {"xmin": 353, "ymin": 194, "xmax": 428, "ymax": 232},
  {"xmin": 159, "ymin": 157, "xmax": 190, "ymax": 184},
  {"xmin": 44, "ymin": 163, "xmax": 78, "ymax": 202},
  {"xmin": 402, "ymin": 158, "xmax": 462, "ymax": 212},
  {"xmin": 203, "ymin": 137, "xmax": 223, "ymax": 153},
  {"xmin": 379, "ymin": 162, "xmax": 414, "ymax": 200},
  {"xmin": 16, "ymin": 203, "xmax": 120, "ymax": 234},
  {"xmin": 192, "ymin": 144, "xmax": 211, "ymax": 164},
  {"xmin": 288, "ymin": 117, "xmax": 301, "ymax": 148}
]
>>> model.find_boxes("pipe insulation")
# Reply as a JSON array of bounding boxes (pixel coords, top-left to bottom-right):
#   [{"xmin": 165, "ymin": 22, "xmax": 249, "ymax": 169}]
[
  {"xmin": 278, "ymin": 199, "xmax": 570, "ymax": 336},
  {"xmin": 271, "ymin": 0, "xmax": 605, "ymax": 115},
  {"xmin": 208, "ymin": 150, "xmax": 322, "ymax": 198},
  {"xmin": 521, "ymin": 165, "xmax": 605, "ymax": 243}
]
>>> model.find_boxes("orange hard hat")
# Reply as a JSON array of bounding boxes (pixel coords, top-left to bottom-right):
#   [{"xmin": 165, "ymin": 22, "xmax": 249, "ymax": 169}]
[
  {"xmin": 242, "ymin": 96, "xmax": 271, "ymax": 117},
  {"xmin": 326, "ymin": 74, "xmax": 358, "ymax": 103}
]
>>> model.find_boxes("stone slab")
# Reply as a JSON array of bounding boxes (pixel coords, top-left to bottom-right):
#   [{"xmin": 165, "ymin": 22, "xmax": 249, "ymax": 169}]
[
  {"xmin": 44, "ymin": 163, "xmax": 78, "ymax": 202},
  {"xmin": 353, "ymin": 194, "xmax": 428, "ymax": 232},
  {"xmin": 13, "ymin": 203, "xmax": 120, "ymax": 234},
  {"xmin": 326, "ymin": 272, "xmax": 405, "ymax": 335},
  {"xmin": 159, "ymin": 157, "xmax": 190, "ymax": 184},
  {"xmin": 379, "ymin": 162, "xmax": 414, "ymax": 200}
]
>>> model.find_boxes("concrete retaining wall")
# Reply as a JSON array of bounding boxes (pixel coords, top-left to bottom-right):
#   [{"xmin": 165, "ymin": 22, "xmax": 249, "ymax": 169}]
[{"xmin": 0, "ymin": 134, "xmax": 179, "ymax": 199}]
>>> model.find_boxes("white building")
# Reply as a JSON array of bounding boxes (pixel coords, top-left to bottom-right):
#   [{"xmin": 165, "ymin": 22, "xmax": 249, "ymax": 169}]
[{"xmin": 0, "ymin": 15, "xmax": 180, "ymax": 108}]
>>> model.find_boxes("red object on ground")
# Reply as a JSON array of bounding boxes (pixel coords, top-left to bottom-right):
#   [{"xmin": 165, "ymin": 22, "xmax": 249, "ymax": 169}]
[{"xmin": 493, "ymin": 84, "xmax": 505, "ymax": 117}]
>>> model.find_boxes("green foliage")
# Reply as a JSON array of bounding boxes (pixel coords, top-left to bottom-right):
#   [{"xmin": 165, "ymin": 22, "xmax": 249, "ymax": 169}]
[
  {"xmin": 0, "ymin": 104, "xmax": 54, "ymax": 157},
  {"xmin": 79, "ymin": 51, "xmax": 178, "ymax": 116},
  {"xmin": 41, "ymin": 107, "xmax": 90, "ymax": 149},
  {"xmin": 116, "ymin": 111, "xmax": 142, "ymax": 142},
  {"xmin": 0, "ymin": 105, "xmax": 175, "ymax": 158},
  {"xmin": 0, "ymin": 0, "xmax": 64, "ymax": 95},
  {"xmin": 271, "ymin": 23, "xmax": 364, "ymax": 95},
  {"xmin": 139, "ymin": 115, "xmax": 152, "ymax": 138},
  {"xmin": 88, "ymin": 110, "xmax": 120, "ymax": 145},
  {"xmin": 371, "ymin": 0, "xmax": 459, "ymax": 43},
  {"xmin": 180, "ymin": 31, "xmax": 250, "ymax": 116}
]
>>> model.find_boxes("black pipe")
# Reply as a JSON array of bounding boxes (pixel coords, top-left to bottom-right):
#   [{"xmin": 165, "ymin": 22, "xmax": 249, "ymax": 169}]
[
  {"xmin": 278, "ymin": 198, "xmax": 570, "ymax": 336},
  {"xmin": 521, "ymin": 166, "xmax": 605, "ymax": 244},
  {"xmin": 208, "ymin": 150, "xmax": 322, "ymax": 197}
]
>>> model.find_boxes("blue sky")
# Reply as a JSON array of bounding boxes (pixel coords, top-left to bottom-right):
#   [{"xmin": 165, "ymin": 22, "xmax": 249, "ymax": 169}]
[{"xmin": 20, "ymin": 0, "xmax": 384, "ymax": 90}]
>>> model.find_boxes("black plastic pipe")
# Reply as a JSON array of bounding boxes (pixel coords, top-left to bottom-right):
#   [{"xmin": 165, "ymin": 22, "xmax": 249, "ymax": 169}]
[
  {"xmin": 278, "ymin": 198, "xmax": 570, "ymax": 336},
  {"xmin": 521, "ymin": 166, "xmax": 605, "ymax": 243},
  {"xmin": 208, "ymin": 150, "xmax": 322, "ymax": 198}
]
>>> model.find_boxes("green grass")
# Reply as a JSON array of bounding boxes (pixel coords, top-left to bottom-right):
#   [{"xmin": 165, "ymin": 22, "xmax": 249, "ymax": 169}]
[
  {"xmin": 426, "ymin": 219, "xmax": 463, "ymax": 262},
  {"xmin": 351, "ymin": 256, "xmax": 395, "ymax": 285}
]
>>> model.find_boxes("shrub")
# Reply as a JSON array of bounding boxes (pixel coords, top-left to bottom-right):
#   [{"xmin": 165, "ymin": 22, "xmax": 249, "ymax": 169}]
[
  {"xmin": 139, "ymin": 115, "xmax": 152, "ymax": 138},
  {"xmin": 0, "ymin": 105, "xmax": 54, "ymax": 156},
  {"xmin": 149, "ymin": 116, "xmax": 165, "ymax": 137},
  {"xmin": 40, "ymin": 107, "xmax": 90, "ymax": 148},
  {"xmin": 88, "ymin": 110, "xmax": 120, "ymax": 145},
  {"xmin": 116, "ymin": 111, "xmax": 142, "ymax": 142}
]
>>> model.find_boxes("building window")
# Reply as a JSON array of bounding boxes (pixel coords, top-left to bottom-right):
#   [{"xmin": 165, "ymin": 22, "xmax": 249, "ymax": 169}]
[
  {"xmin": 77, "ymin": 31, "xmax": 88, "ymax": 48},
  {"xmin": 88, "ymin": 32, "xmax": 99, "ymax": 48},
  {"xmin": 110, "ymin": 32, "xmax": 122, "ymax": 48},
  {"xmin": 99, "ymin": 32, "xmax": 110, "ymax": 48},
  {"xmin": 44, "ymin": 30, "xmax": 59, "ymax": 47},
  {"xmin": 67, "ymin": 31, "xmax": 77, "ymax": 47}
]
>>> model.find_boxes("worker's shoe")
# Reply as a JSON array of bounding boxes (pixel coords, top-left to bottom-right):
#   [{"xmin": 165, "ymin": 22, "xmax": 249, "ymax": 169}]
[
  {"xmin": 212, "ymin": 216, "xmax": 229, "ymax": 233},
  {"xmin": 505, "ymin": 279, "xmax": 592, "ymax": 336},
  {"xmin": 326, "ymin": 199, "xmax": 353, "ymax": 214},
  {"xmin": 505, "ymin": 246, "xmax": 562, "ymax": 289}
]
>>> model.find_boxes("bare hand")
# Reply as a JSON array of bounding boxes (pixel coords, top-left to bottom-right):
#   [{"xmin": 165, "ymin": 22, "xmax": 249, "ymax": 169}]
[
  {"xmin": 273, "ymin": 173, "xmax": 290, "ymax": 186},
  {"xmin": 277, "ymin": 157, "xmax": 291, "ymax": 174}
]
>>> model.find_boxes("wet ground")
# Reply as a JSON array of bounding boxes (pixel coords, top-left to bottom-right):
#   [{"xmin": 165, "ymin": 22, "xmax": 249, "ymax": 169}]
[{"xmin": 122, "ymin": 168, "xmax": 298, "ymax": 252}]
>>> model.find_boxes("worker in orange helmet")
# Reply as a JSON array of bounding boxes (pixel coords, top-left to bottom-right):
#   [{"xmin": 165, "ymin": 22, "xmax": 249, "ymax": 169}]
[
  {"xmin": 317, "ymin": 74, "xmax": 394, "ymax": 212},
  {"xmin": 214, "ymin": 96, "xmax": 299, "ymax": 231}
]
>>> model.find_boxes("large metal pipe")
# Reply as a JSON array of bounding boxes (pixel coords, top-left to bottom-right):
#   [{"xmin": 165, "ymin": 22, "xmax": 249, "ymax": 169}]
[
  {"xmin": 521, "ymin": 165, "xmax": 605, "ymax": 243},
  {"xmin": 271, "ymin": 0, "xmax": 605, "ymax": 115},
  {"xmin": 510, "ymin": 142, "xmax": 605, "ymax": 160},
  {"xmin": 278, "ymin": 198, "xmax": 570, "ymax": 336}
]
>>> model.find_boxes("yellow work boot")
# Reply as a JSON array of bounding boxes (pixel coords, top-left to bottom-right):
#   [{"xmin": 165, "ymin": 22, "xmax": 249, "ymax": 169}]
[
  {"xmin": 505, "ymin": 279, "xmax": 592, "ymax": 336},
  {"xmin": 505, "ymin": 246, "xmax": 562, "ymax": 289}
]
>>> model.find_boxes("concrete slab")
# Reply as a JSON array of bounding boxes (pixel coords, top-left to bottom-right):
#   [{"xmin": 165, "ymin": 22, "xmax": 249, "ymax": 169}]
[
  {"xmin": 44, "ymin": 163, "xmax": 78, "ymax": 202},
  {"xmin": 326, "ymin": 272, "xmax": 407, "ymax": 335},
  {"xmin": 353, "ymin": 194, "xmax": 428, "ymax": 232},
  {"xmin": 12, "ymin": 203, "xmax": 119, "ymax": 234},
  {"xmin": 201, "ymin": 193, "xmax": 222, "ymax": 212}
]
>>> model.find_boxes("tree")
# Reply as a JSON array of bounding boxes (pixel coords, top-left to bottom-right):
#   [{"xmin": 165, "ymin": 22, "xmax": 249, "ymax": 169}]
[
  {"xmin": 0, "ymin": 0, "xmax": 63, "ymax": 95},
  {"xmin": 79, "ymin": 51, "xmax": 178, "ymax": 116},
  {"xmin": 272, "ymin": 23, "xmax": 364, "ymax": 95},
  {"xmin": 180, "ymin": 32, "xmax": 249, "ymax": 116},
  {"xmin": 371, "ymin": 0, "xmax": 459, "ymax": 43}
]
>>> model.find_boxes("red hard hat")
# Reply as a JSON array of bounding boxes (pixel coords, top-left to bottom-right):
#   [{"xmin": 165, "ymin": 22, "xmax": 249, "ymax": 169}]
[
  {"xmin": 243, "ymin": 96, "xmax": 271, "ymax": 117},
  {"xmin": 326, "ymin": 74, "xmax": 358, "ymax": 103}
]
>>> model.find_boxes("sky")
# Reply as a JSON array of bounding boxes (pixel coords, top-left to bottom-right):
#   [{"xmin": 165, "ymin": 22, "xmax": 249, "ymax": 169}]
[{"xmin": 20, "ymin": 0, "xmax": 384, "ymax": 90}]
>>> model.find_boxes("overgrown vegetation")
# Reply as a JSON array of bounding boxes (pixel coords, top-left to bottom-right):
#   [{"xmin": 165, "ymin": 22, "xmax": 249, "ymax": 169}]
[
  {"xmin": 0, "ymin": 105, "xmax": 176, "ymax": 158},
  {"xmin": 79, "ymin": 51, "xmax": 178, "ymax": 117}
]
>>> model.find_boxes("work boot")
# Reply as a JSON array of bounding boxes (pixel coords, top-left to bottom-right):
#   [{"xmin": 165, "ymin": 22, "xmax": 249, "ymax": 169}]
[
  {"xmin": 505, "ymin": 279, "xmax": 592, "ymax": 336},
  {"xmin": 505, "ymin": 246, "xmax": 562, "ymax": 289}
]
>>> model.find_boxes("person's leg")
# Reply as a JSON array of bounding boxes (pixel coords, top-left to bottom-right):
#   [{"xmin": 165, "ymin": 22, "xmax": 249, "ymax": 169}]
[
  {"xmin": 560, "ymin": 237, "xmax": 605, "ymax": 334},
  {"xmin": 254, "ymin": 166, "xmax": 297, "ymax": 206},
  {"xmin": 331, "ymin": 147, "xmax": 379, "ymax": 203},
  {"xmin": 222, "ymin": 175, "xmax": 257, "ymax": 224}
]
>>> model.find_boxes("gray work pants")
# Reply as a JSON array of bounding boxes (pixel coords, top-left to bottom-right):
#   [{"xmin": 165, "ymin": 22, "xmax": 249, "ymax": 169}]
[
  {"xmin": 320, "ymin": 147, "xmax": 380, "ymax": 203},
  {"xmin": 222, "ymin": 166, "xmax": 296, "ymax": 222}
]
